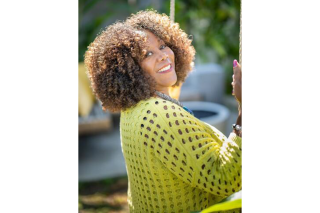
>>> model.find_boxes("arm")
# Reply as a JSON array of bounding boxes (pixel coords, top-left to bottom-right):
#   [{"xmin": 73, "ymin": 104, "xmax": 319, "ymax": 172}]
[
  {"xmin": 232, "ymin": 60, "xmax": 242, "ymax": 137},
  {"xmin": 147, "ymin": 100, "xmax": 242, "ymax": 197}
]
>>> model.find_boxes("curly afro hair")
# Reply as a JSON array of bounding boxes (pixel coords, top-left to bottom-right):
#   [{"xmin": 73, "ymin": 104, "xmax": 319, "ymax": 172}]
[{"xmin": 84, "ymin": 9, "xmax": 195, "ymax": 113}]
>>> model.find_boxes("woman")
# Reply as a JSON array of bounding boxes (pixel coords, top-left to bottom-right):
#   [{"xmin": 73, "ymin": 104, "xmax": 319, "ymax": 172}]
[{"xmin": 85, "ymin": 10, "xmax": 242, "ymax": 213}]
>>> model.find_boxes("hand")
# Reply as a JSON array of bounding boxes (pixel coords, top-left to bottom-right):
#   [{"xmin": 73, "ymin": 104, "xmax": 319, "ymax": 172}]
[{"xmin": 232, "ymin": 59, "xmax": 242, "ymax": 105}]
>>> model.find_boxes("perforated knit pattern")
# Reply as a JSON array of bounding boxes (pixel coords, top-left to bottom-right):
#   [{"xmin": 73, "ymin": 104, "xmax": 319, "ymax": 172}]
[{"xmin": 120, "ymin": 97, "xmax": 242, "ymax": 213}]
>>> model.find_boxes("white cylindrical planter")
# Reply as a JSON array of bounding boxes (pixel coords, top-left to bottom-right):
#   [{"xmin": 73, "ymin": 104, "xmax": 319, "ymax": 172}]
[
  {"xmin": 181, "ymin": 63, "xmax": 225, "ymax": 104},
  {"xmin": 182, "ymin": 101, "xmax": 230, "ymax": 135}
]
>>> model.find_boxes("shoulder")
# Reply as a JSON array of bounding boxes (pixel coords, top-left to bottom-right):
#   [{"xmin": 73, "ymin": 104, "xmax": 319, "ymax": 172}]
[
  {"xmin": 145, "ymin": 97, "xmax": 205, "ymax": 133},
  {"xmin": 121, "ymin": 97, "xmax": 159, "ymax": 115},
  {"xmin": 120, "ymin": 97, "xmax": 162, "ymax": 123},
  {"xmin": 121, "ymin": 96, "xmax": 203, "ymax": 128}
]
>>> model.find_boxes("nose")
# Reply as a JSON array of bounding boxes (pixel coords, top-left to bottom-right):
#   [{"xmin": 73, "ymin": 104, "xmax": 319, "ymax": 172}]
[{"xmin": 158, "ymin": 51, "xmax": 168, "ymax": 62}]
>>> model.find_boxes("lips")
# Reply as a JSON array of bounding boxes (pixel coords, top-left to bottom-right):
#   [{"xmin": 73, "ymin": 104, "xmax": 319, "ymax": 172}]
[
  {"xmin": 157, "ymin": 64, "xmax": 173, "ymax": 74},
  {"xmin": 158, "ymin": 63, "xmax": 171, "ymax": 72}
]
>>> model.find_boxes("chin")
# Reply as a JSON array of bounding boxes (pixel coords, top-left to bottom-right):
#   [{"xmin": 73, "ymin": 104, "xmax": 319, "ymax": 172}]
[
  {"xmin": 156, "ymin": 71, "xmax": 177, "ymax": 87},
  {"xmin": 164, "ymin": 77, "xmax": 177, "ymax": 87},
  {"xmin": 171, "ymin": 78, "xmax": 178, "ymax": 86}
]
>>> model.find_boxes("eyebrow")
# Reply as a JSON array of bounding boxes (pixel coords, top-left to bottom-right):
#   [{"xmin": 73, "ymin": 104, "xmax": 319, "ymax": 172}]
[
  {"xmin": 156, "ymin": 37, "xmax": 164, "ymax": 43},
  {"xmin": 146, "ymin": 39, "xmax": 165, "ymax": 51}
]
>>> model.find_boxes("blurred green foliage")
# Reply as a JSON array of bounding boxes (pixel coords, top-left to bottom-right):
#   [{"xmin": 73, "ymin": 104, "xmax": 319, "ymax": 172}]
[
  {"xmin": 79, "ymin": 0, "xmax": 240, "ymax": 95},
  {"xmin": 79, "ymin": 0, "xmax": 136, "ymax": 63},
  {"xmin": 163, "ymin": 0, "xmax": 240, "ymax": 94}
]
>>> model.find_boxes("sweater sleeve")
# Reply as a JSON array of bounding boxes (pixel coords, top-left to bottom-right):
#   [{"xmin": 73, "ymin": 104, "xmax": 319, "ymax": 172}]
[{"xmin": 143, "ymin": 99, "xmax": 242, "ymax": 197}]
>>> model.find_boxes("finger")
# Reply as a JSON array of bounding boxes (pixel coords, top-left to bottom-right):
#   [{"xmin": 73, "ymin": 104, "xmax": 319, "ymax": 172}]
[{"xmin": 233, "ymin": 65, "xmax": 241, "ymax": 77}]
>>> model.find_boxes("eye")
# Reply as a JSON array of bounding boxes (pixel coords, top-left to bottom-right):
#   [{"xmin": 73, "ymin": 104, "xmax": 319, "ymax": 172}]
[
  {"xmin": 160, "ymin": 44, "xmax": 167, "ymax": 50},
  {"xmin": 146, "ymin": 44, "xmax": 167, "ymax": 57}
]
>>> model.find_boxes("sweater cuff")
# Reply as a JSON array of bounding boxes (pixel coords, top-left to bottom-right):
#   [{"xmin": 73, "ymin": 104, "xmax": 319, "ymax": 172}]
[{"xmin": 228, "ymin": 132, "xmax": 242, "ymax": 146}]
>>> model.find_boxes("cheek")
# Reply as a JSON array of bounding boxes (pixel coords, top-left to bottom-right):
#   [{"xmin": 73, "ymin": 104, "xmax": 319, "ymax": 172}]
[
  {"xmin": 141, "ymin": 60, "xmax": 153, "ymax": 75},
  {"xmin": 168, "ymin": 48, "xmax": 174, "ymax": 58}
]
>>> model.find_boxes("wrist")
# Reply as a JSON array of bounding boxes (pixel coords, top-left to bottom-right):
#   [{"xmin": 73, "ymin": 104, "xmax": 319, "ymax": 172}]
[
  {"xmin": 232, "ymin": 125, "xmax": 242, "ymax": 138},
  {"xmin": 232, "ymin": 111, "xmax": 242, "ymax": 137},
  {"xmin": 233, "ymin": 129, "xmax": 242, "ymax": 137}
]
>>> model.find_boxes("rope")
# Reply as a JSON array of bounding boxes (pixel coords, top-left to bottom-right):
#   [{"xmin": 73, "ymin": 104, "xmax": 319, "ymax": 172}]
[{"xmin": 170, "ymin": 0, "xmax": 175, "ymax": 22}]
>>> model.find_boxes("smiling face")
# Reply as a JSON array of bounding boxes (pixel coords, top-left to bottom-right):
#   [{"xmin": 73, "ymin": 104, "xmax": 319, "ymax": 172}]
[{"xmin": 139, "ymin": 30, "xmax": 177, "ymax": 94}]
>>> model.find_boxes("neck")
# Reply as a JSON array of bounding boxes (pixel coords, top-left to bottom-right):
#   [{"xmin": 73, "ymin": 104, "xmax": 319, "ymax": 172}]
[
  {"xmin": 155, "ymin": 90, "xmax": 183, "ymax": 108},
  {"xmin": 156, "ymin": 87, "xmax": 171, "ymax": 97}
]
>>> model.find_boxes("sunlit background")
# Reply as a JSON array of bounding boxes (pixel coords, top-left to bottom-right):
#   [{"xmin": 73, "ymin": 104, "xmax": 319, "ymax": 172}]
[{"xmin": 79, "ymin": 0, "xmax": 240, "ymax": 212}]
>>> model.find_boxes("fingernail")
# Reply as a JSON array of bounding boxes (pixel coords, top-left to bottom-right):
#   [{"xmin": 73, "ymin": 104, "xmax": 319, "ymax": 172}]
[{"xmin": 233, "ymin": 59, "xmax": 237, "ymax": 67}]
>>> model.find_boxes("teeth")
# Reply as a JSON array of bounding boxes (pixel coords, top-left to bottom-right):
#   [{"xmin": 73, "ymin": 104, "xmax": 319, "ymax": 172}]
[{"xmin": 158, "ymin": 65, "xmax": 170, "ymax": 73}]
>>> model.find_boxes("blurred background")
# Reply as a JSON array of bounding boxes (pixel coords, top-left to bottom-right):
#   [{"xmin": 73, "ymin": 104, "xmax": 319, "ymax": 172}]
[{"xmin": 79, "ymin": 0, "xmax": 240, "ymax": 212}]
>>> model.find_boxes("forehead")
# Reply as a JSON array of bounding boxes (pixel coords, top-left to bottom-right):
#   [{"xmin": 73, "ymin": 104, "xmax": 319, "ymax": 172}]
[{"xmin": 139, "ymin": 30, "xmax": 163, "ymax": 46}]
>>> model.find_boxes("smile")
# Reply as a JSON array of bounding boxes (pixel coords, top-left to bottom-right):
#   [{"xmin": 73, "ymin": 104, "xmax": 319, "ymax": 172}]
[{"xmin": 157, "ymin": 64, "xmax": 172, "ymax": 74}]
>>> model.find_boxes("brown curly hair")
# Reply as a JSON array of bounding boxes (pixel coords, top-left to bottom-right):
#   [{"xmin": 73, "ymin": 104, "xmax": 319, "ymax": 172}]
[{"xmin": 84, "ymin": 9, "xmax": 195, "ymax": 112}]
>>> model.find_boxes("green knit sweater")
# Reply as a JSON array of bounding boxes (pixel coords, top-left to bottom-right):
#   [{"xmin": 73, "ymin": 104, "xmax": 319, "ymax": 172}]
[{"xmin": 120, "ymin": 97, "xmax": 242, "ymax": 213}]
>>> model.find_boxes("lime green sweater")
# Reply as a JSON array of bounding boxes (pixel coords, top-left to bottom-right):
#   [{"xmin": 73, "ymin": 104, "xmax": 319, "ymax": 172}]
[{"xmin": 120, "ymin": 97, "xmax": 242, "ymax": 213}]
